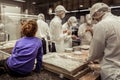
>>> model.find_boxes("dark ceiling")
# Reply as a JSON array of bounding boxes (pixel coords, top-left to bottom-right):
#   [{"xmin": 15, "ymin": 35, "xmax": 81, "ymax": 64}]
[
  {"xmin": 0, "ymin": 0, "xmax": 120, "ymax": 18},
  {"xmin": 5, "ymin": 0, "xmax": 60, "ymax": 5},
  {"xmin": 6, "ymin": 0, "xmax": 119, "ymax": 8},
  {"xmin": 34, "ymin": 0, "xmax": 59, "ymax": 4}
]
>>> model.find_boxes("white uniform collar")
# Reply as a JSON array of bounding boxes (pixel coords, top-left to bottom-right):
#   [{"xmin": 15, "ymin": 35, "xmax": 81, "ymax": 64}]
[
  {"xmin": 55, "ymin": 16, "xmax": 61, "ymax": 21},
  {"xmin": 102, "ymin": 12, "xmax": 113, "ymax": 20}
]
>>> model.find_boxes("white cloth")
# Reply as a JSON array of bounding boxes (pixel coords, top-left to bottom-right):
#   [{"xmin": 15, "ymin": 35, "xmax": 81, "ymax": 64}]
[
  {"xmin": 62, "ymin": 22, "xmax": 72, "ymax": 48},
  {"xmin": 88, "ymin": 12, "xmax": 120, "ymax": 80},
  {"xmin": 50, "ymin": 16, "xmax": 67, "ymax": 52},
  {"xmin": 78, "ymin": 23, "xmax": 92, "ymax": 45}
]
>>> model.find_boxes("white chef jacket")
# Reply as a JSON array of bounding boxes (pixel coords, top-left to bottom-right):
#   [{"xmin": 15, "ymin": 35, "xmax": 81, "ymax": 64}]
[
  {"xmin": 36, "ymin": 19, "xmax": 50, "ymax": 52},
  {"xmin": 88, "ymin": 12, "xmax": 120, "ymax": 80},
  {"xmin": 78, "ymin": 23, "xmax": 92, "ymax": 45},
  {"xmin": 36, "ymin": 19, "xmax": 50, "ymax": 40},
  {"xmin": 50, "ymin": 16, "xmax": 67, "ymax": 52},
  {"xmin": 62, "ymin": 22, "xmax": 72, "ymax": 48}
]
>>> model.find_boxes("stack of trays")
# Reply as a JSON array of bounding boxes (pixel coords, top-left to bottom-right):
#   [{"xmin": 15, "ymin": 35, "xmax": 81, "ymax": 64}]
[{"xmin": 42, "ymin": 53, "xmax": 91, "ymax": 80}]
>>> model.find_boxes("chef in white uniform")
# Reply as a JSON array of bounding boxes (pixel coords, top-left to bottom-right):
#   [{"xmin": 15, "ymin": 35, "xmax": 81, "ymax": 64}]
[
  {"xmin": 50, "ymin": 5, "xmax": 68, "ymax": 52},
  {"xmin": 87, "ymin": 3, "xmax": 120, "ymax": 80},
  {"xmin": 78, "ymin": 14, "xmax": 93, "ymax": 45},
  {"xmin": 36, "ymin": 13, "xmax": 50, "ymax": 54},
  {"xmin": 36, "ymin": 13, "xmax": 50, "ymax": 40},
  {"xmin": 62, "ymin": 16, "xmax": 78, "ymax": 48}
]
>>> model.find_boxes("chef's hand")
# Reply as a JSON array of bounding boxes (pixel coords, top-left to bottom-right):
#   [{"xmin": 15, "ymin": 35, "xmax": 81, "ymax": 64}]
[
  {"xmin": 88, "ymin": 62, "xmax": 100, "ymax": 71},
  {"xmin": 63, "ymin": 30, "xmax": 67, "ymax": 34},
  {"xmin": 71, "ymin": 35, "xmax": 77, "ymax": 40},
  {"xmin": 67, "ymin": 30, "xmax": 71, "ymax": 35},
  {"xmin": 86, "ymin": 27, "xmax": 93, "ymax": 36},
  {"xmin": 86, "ymin": 27, "xmax": 92, "ymax": 32}
]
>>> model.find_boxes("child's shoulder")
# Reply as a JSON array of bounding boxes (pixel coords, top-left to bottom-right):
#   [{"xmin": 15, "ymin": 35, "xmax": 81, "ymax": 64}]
[{"xmin": 35, "ymin": 37, "xmax": 42, "ymax": 43}]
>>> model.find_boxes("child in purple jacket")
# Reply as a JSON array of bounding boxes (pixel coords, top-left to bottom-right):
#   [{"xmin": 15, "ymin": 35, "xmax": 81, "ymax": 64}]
[{"xmin": 0, "ymin": 20, "xmax": 43, "ymax": 77}]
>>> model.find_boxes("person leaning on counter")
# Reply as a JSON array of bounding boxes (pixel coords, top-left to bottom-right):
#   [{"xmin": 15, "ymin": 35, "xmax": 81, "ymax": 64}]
[
  {"xmin": 87, "ymin": 3, "xmax": 120, "ymax": 80},
  {"xmin": 0, "ymin": 20, "xmax": 43, "ymax": 77}
]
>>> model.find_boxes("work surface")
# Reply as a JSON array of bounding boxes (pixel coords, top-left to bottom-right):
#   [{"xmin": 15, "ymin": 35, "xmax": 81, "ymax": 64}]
[
  {"xmin": 0, "ymin": 40, "xmax": 16, "ymax": 54},
  {"xmin": 42, "ymin": 51, "xmax": 100, "ymax": 80}
]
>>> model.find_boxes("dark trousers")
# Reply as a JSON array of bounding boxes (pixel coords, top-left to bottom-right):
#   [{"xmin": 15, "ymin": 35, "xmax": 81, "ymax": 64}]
[
  {"xmin": 0, "ymin": 59, "xmax": 8, "ymax": 75},
  {"xmin": 0, "ymin": 59, "xmax": 30, "ymax": 77},
  {"xmin": 41, "ymin": 38, "xmax": 47, "ymax": 55},
  {"xmin": 48, "ymin": 42, "xmax": 56, "ymax": 52}
]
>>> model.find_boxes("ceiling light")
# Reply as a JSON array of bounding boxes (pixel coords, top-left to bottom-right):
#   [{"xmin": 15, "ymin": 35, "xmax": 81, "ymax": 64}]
[
  {"xmin": 32, "ymin": 2, "xmax": 36, "ymax": 4},
  {"xmin": 15, "ymin": 6, "xmax": 19, "ymax": 8},
  {"xmin": 80, "ymin": 5, "xmax": 83, "ymax": 7}
]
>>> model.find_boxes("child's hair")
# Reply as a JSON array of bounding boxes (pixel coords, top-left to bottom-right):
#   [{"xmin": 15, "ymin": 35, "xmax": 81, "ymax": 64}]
[{"xmin": 21, "ymin": 20, "xmax": 38, "ymax": 37}]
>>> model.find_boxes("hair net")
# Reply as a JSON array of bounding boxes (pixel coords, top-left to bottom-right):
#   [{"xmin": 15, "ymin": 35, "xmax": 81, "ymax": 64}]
[
  {"xmin": 68, "ymin": 16, "xmax": 78, "ymax": 26},
  {"xmin": 38, "ymin": 13, "xmax": 45, "ymax": 21},
  {"xmin": 90, "ymin": 3, "xmax": 110, "ymax": 18},
  {"xmin": 55, "ymin": 5, "xmax": 67, "ymax": 13}
]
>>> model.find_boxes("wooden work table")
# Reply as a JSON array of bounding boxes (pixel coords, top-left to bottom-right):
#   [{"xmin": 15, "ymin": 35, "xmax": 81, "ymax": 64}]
[{"xmin": 42, "ymin": 50, "xmax": 100, "ymax": 80}]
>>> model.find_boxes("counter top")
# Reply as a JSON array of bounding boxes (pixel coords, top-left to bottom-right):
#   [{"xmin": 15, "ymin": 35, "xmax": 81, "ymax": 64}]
[
  {"xmin": 42, "ymin": 51, "xmax": 91, "ymax": 80},
  {"xmin": 0, "ymin": 40, "xmax": 16, "ymax": 54}
]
